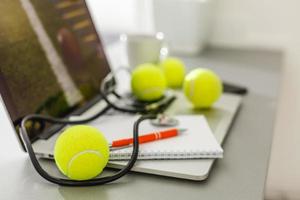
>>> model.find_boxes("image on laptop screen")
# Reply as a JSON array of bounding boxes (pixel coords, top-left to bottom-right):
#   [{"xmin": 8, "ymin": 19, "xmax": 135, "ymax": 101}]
[{"xmin": 0, "ymin": 0, "xmax": 111, "ymax": 139}]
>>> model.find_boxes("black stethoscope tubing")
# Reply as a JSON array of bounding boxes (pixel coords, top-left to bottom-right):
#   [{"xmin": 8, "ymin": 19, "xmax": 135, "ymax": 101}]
[
  {"xmin": 20, "ymin": 71, "xmax": 173, "ymax": 186},
  {"xmin": 20, "ymin": 112, "xmax": 156, "ymax": 186},
  {"xmin": 99, "ymin": 71, "xmax": 176, "ymax": 114}
]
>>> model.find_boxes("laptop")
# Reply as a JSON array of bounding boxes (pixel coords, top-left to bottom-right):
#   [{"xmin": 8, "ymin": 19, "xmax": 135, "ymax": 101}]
[{"xmin": 0, "ymin": 0, "xmax": 243, "ymax": 181}]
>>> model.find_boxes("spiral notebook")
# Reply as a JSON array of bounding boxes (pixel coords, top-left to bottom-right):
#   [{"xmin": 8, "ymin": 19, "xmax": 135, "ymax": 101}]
[{"xmin": 90, "ymin": 115, "xmax": 223, "ymax": 160}]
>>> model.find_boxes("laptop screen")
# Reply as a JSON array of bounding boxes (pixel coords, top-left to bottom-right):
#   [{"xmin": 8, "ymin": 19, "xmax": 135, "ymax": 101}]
[{"xmin": 0, "ymin": 0, "xmax": 111, "ymax": 139}]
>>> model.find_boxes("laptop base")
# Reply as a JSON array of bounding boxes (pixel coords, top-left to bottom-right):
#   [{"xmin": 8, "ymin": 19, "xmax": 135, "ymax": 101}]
[{"xmin": 33, "ymin": 92, "xmax": 242, "ymax": 181}]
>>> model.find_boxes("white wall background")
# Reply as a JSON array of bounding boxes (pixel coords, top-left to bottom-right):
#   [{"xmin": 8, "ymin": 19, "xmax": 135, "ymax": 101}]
[
  {"xmin": 86, "ymin": 0, "xmax": 153, "ymax": 34},
  {"xmin": 86, "ymin": 0, "xmax": 139, "ymax": 33},
  {"xmin": 86, "ymin": 0, "xmax": 300, "ymax": 50},
  {"xmin": 211, "ymin": 0, "xmax": 300, "ymax": 50}
]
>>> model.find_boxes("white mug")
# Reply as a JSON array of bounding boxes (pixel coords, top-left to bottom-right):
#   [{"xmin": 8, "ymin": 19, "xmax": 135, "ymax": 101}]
[{"xmin": 120, "ymin": 32, "xmax": 168, "ymax": 69}]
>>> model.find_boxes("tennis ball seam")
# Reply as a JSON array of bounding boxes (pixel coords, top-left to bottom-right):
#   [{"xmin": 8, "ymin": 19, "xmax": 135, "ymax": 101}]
[{"xmin": 66, "ymin": 150, "xmax": 104, "ymax": 177}]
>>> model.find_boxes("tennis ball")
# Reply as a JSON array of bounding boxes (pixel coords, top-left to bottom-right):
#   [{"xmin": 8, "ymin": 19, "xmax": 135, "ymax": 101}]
[
  {"xmin": 183, "ymin": 68, "xmax": 223, "ymax": 108},
  {"xmin": 54, "ymin": 125, "xmax": 109, "ymax": 180},
  {"xmin": 131, "ymin": 63, "xmax": 167, "ymax": 101},
  {"xmin": 160, "ymin": 57, "xmax": 186, "ymax": 88}
]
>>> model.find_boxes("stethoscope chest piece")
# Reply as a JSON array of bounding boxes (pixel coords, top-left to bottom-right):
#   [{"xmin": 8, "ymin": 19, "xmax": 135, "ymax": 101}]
[{"xmin": 150, "ymin": 114, "xmax": 179, "ymax": 127}]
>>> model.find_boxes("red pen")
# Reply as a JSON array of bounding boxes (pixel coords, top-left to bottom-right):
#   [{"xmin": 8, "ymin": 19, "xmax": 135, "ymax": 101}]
[{"xmin": 110, "ymin": 128, "xmax": 186, "ymax": 148}]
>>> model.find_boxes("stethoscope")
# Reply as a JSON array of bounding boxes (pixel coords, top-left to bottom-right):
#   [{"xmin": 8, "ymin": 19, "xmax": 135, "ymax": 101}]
[{"xmin": 19, "ymin": 70, "xmax": 177, "ymax": 186}]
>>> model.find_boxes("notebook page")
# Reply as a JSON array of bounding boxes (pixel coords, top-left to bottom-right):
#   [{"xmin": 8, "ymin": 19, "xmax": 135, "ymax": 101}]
[{"xmin": 90, "ymin": 115, "xmax": 223, "ymax": 160}]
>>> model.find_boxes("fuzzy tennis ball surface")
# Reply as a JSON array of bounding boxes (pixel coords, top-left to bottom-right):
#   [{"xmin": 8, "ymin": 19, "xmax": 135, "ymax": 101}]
[
  {"xmin": 131, "ymin": 63, "xmax": 167, "ymax": 101},
  {"xmin": 183, "ymin": 68, "xmax": 223, "ymax": 108},
  {"xmin": 160, "ymin": 57, "xmax": 186, "ymax": 88},
  {"xmin": 54, "ymin": 125, "xmax": 109, "ymax": 180}
]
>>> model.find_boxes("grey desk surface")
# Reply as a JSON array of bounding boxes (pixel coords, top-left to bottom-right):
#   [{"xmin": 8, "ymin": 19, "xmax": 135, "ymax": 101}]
[{"xmin": 0, "ymin": 46, "xmax": 282, "ymax": 200}]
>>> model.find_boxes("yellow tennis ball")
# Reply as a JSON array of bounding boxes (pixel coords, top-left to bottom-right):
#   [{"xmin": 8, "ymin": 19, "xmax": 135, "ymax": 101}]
[
  {"xmin": 183, "ymin": 68, "xmax": 223, "ymax": 108},
  {"xmin": 54, "ymin": 125, "xmax": 109, "ymax": 180},
  {"xmin": 160, "ymin": 57, "xmax": 186, "ymax": 88},
  {"xmin": 131, "ymin": 63, "xmax": 167, "ymax": 101}
]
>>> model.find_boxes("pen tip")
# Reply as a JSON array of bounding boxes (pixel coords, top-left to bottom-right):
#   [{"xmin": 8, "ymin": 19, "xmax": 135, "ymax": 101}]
[{"xmin": 178, "ymin": 128, "xmax": 187, "ymax": 133}]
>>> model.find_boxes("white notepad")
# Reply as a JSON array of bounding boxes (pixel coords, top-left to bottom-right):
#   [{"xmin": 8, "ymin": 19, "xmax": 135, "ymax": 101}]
[{"xmin": 90, "ymin": 115, "xmax": 223, "ymax": 160}]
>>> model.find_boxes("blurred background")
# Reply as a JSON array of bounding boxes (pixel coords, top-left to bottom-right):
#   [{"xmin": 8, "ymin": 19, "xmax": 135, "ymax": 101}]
[
  {"xmin": 85, "ymin": 0, "xmax": 300, "ymax": 199},
  {"xmin": 1, "ymin": 0, "xmax": 299, "ymax": 199},
  {"xmin": 86, "ymin": 0, "xmax": 299, "ymax": 51}
]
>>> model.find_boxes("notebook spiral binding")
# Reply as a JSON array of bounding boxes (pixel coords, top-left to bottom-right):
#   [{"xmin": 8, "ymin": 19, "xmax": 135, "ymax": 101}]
[{"xmin": 109, "ymin": 148, "xmax": 223, "ymax": 161}]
